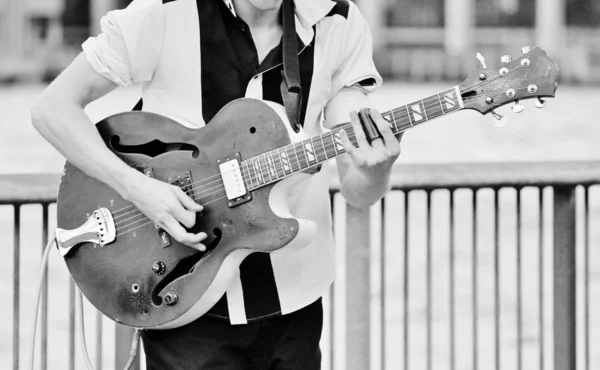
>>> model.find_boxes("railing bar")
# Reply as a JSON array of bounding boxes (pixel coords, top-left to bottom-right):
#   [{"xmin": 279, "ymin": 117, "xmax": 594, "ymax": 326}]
[
  {"xmin": 584, "ymin": 186, "xmax": 590, "ymax": 370},
  {"xmin": 403, "ymin": 191, "xmax": 410, "ymax": 370},
  {"xmin": 381, "ymin": 197, "xmax": 386, "ymax": 370},
  {"xmin": 41, "ymin": 204, "xmax": 49, "ymax": 370},
  {"xmin": 472, "ymin": 189, "xmax": 478, "ymax": 370},
  {"xmin": 69, "ymin": 279, "xmax": 76, "ymax": 370},
  {"xmin": 450, "ymin": 190, "xmax": 455, "ymax": 370},
  {"xmin": 426, "ymin": 191, "xmax": 432, "ymax": 370},
  {"xmin": 329, "ymin": 193, "xmax": 335, "ymax": 370},
  {"xmin": 538, "ymin": 187, "xmax": 544, "ymax": 370},
  {"xmin": 494, "ymin": 189, "xmax": 500, "ymax": 370},
  {"xmin": 13, "ymin": 205, "xmax": 20, "ymax": 370},
  {"xmin": 96, "ymin": 311, "xmax": 103, "ymax": 370},
  {"xmin": 516, "ymin": 189, "xmax": 522, "ymax": 370}
]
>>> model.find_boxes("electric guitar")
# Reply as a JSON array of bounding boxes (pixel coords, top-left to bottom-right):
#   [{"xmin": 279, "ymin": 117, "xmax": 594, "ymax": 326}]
[{"xmin": 55, "ymin": 46, "xmax": 559, "ymax": 329}]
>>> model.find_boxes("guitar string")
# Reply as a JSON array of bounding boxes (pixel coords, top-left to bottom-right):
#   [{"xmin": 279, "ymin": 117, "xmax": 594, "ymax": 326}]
[
  {"xmin": 113, "ymin": 86, "xmax": 528, "ymax": 231},
  {"xmin": 115, "ymin": 87, "xmax": 531, "ymax": 236},
  {"xmin": 113, "ymin": 99, "xmax": 440, "ymax": 228},
  {"xmin": 111, "ymin": 69, "xmax": 530, "ymax": 218},
  {"xmin": 110, "ymin": 87, "xmax": 490, "ymax": 217},
  {"xmin": 113, "ymin": 88, "xmax": 521, "ymax": 230},
  {"xmin": 113, "ymin": 92, "xmax": 453, "ymax": 220}
]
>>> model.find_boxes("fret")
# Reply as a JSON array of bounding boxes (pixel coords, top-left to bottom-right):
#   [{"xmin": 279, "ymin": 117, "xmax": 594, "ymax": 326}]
[
  {"xmin": 405, "ymin": 105, "xmax": 413, "ymax": 127},
  {"xmin": 274, "ymin": 148, "xmax": 285, "ymax": 177},
  {"xmin": 294, "ymin": 142, "xmax": 308, "ymax": 169},
  {"xmin": 288, "ymin": 144, "xmax": 301, "ymax": 172},
  {"xmin": 324, "ymin": 131, "xmax": 338, "ymax": 158},
  {"xmin": 420, "ymin": 99, "xmax": 429, "ymax": 121},
  {"xmin": 252, "ymin": 157, "xmax": 264, "ymax": 185},
  {"xmin": 313, "ymin": 136, "xmax": 327, "ymax": 162},
  {"xmin": 319, "ymin": 135, "xmax": 329, "ymax": 160},
  {"xmin": 266, "ymin": 153, "xmax": 278, "ymax": 180},
  {"xmin": 301, "ymin": 140, "xmax": 317, "ymax": 165},
  {"xmin": 280, "ymin": 147, "xmax": 293, "ymax": 174},
  {"xmin": 441, "ymin": 89, "xmax": 460, "ymax": 113},
  {"xmin": 437, "ymin": 93, "xmax": 446, "ymax": 115},
  {"xmin": 382, "ymin": 111, "xmax": 397, "ymax": 132},
  {"xmin": 333, "ymin": 130, "xmax": 343, "ymax": 156},
  {"xmin": 258, "ymin": 154, "xmax": 271, "ymax": 183},
  {"xmin": 242, "ymin": 160, "xmax": 254, "ymax": 190},
  {"xmin": 423, "ymin": 95, "xmax": 444, "ymax": 120},
  {"xmin": 408, "ymin": 101, "xmax": 427, "ymax": 124}
]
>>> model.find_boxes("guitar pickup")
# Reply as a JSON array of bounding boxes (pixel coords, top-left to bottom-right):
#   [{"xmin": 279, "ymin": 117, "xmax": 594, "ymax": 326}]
[{"xmin": 217, "ymin": 154, "xmax": 252, "ymax": 208}]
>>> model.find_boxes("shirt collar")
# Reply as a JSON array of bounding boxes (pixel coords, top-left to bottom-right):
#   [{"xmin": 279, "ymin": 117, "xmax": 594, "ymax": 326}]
[{"xmin": 222, "ymin": 0, "xmax": 335, "ymax": 45}]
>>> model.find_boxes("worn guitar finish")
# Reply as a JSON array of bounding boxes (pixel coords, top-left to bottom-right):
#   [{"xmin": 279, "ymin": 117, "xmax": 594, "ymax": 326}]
[
  {"xmin": 57, "ymin": 99, "xmax": 311, "ymax": 329},
  {"xmin": 57, "ymin": 46, "xmax": 559, "ymax": 329}
]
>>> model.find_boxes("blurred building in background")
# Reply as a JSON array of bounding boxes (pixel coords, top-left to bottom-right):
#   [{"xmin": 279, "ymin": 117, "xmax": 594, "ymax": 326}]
[{"xmin": 0, "ymin": 0, "xmax": 598, "ymax": 83}]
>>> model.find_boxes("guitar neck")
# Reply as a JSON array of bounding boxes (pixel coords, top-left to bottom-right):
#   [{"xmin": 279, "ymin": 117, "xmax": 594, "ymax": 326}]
[{"xmin": 241, "ymin": 86, "xmax": 464, "ymax": 191}]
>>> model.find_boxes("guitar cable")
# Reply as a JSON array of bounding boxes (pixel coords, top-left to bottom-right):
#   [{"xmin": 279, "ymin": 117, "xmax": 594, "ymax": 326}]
[{"xmin": 29, "ymin": 236, "xmax": 142, "ymax": 370}]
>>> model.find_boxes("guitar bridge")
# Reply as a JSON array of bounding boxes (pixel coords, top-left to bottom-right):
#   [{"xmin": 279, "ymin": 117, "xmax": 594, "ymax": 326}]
[{"xmin": 55, "ymin": 208, "xmax": 116, "ymax": 257}]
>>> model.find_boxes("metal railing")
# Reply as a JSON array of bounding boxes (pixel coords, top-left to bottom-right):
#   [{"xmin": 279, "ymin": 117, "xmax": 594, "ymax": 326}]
[{"xmin": 2, "ymin": 162, "xmax": 599, "ymax": 369}]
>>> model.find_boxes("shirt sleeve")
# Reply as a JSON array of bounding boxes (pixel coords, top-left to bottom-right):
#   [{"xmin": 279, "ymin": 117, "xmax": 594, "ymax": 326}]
[
  {"xmin": 81, "ymin": 0, "xmax": 164, "ymax": 87},
  {"xmin": 329, "ymin": 2, "xmax": 383, "ymax": 98}
]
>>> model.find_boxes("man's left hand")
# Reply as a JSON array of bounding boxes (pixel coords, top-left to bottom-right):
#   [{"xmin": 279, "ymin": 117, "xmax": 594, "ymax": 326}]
[{"xmin": 339, "ymin": 108, "xmax": 402, "ymax": 181}]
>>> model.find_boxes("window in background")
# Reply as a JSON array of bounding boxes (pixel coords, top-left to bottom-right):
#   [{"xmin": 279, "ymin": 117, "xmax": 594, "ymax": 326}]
[
  {"xmin": 567, "ymin": 0, "xmax": 600, "ymax": 27},
  {"xmin": 385, "ymin": 0, "xmax": 444, "ymax": 27},
  {"xmin": 476, "ymin": 0, "xmax": 535, "ymax": 27}
]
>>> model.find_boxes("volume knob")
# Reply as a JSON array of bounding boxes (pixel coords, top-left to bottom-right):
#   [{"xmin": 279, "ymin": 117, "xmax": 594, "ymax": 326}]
[{"xmin": 152, "ymin": 261, "xmax": 166, "ymax": 275}]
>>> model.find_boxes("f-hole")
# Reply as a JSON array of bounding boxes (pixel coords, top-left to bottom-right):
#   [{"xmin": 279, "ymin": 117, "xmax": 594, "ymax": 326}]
[
  {"xmin": 111, "ymin": 136, "xmax": 200, "ymax": 159},
  {"xmin": 151, "ymin": 228, "xmax": 223, "ymax": 306}
]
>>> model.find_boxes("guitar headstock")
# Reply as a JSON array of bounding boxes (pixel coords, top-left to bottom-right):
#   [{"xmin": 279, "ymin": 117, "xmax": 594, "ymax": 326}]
[{"xmin": 458, "ymin": 46, "xmax": 559, "ymax": 118}]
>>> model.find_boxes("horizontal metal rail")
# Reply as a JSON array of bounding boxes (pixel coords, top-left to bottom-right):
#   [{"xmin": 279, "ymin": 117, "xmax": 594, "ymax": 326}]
[{"xmin": 4, "ymin": 162, "xmax": 600, "ymax": 205}]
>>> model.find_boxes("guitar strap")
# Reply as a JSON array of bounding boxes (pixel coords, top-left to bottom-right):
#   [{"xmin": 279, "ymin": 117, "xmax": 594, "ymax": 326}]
[{"xmin": 279, "ymin": 0, "xmax": 303, "ymax": 133}]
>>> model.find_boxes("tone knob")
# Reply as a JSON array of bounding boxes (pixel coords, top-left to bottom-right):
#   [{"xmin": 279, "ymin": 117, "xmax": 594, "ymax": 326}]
[
  {"xmin": 163, "ymin": 292, "xmax": 178, "ymax": 306},
  {"xmin": 501, "ymin": 55, "xmax": 512, "ymax": 63},
  {"xmin": 152, "ymin": 261, "xmax": 166, "ymax": 275},
  {"xmin": 522, "ymin": 46, "xmax": 531, "ymax": 54}
]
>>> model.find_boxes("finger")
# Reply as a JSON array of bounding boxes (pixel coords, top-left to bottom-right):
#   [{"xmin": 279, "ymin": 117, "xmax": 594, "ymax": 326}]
[
  {"xmin": 370, "ymin": 109, "xmax": 397, "ymax": 150},
  {"xmin": 339, "ymin": 129, "xmax": 358, "ymax": 159},
  {"xmin": 172, "ymin": 206, "xmax": 196, "ymax": 229},
  {"xmin": 173, "ymin": 186, "xmax": 203, "ymax": 212},
  {"xmin": 164, "ymin": 218, "xmax": 207, "ymax": 249},
  {"xmin": 349, "ymin": 111, "xmax": 369, "ymax": 148}
]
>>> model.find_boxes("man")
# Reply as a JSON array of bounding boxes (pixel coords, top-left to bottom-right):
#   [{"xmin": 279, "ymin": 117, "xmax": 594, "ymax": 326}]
[{"xmin": 31, "ymin": 0, "xmax": 401, "ymax": 368}]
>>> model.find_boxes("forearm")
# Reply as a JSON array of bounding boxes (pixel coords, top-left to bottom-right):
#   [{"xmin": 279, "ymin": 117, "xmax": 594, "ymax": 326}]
[
  {"xmin": 340, "ymin": 164, "xmax": 392, "ymax": 209},
  {"xmin": 31, "ymin": 97, "xmax": 142, "ymax": 199}
]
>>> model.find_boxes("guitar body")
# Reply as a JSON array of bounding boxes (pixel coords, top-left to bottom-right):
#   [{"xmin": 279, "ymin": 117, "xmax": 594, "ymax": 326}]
[{"xmin": 57, "ymin": 98, "xmax": 316, "ymax": 329}]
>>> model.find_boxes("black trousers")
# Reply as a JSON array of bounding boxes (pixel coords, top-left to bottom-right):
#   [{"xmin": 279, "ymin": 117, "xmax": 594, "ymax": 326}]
[{"xmin": 141, "ymin": 298, "xmax": 323, "ymax": 370}]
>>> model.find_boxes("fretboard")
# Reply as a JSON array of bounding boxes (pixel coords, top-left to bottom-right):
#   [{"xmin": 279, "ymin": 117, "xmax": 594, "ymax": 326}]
[{"xmin": 241, "ymin": 87, "xmax": 463, "ymax": 191}]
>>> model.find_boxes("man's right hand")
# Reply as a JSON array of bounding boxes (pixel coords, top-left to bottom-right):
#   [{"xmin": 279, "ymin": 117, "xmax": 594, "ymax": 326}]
[{"xmin": 124, "ymin": 173, "xmax": 207, "ymax": 251}]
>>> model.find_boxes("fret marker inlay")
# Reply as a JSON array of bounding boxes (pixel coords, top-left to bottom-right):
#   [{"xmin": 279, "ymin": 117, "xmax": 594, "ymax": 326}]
[
  {"xmin": 280, "ymin": 151, "xmax": 290, "ymax": 173},
  {"xmin": 334, "ymin": 131, "xmax": 345, "ymax": 152},
  {"xmin": 411, "ymin": 104, "xmax": 424, "ymax": 122},
  {"xmin": 445, "ymin": 93, "xmax": 456, "ymax": 110},
  {"xmin": 304, "ymin": 143, "xmax": 316, "ymax": 163}
]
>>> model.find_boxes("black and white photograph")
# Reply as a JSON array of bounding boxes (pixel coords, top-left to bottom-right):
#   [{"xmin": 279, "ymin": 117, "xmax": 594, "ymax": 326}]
[{"xmin": 0, "ymin": 0, "xmax": 598, "ymax": 369}]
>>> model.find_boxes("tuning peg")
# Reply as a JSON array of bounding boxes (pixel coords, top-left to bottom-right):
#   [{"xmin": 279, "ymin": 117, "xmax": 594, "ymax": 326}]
[
  {"xmin": 476, "ymin": 52, "xmax": 487, "ymax": 68},
  {"xmin": 512, "ymin": 100, "xmax": 525, "ymax": 113},
  {"xmin": 534, "ymin": 98, "xmax": 546, "ymax": 108},
  {"xmin": 491, "ymin": 110, "xmax": 508, "ymax": 128},
  {"xmin": 522, "ymin": 46, "xmax": 531, "ymax": 54},
  {"xmin": 501, "ymin": 55, "xmax": 512, "ymax": 63}
]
